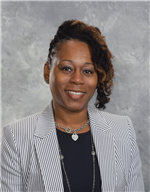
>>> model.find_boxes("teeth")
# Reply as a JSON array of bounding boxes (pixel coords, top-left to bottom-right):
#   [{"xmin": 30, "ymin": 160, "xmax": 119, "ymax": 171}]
[{"xmin": 67, "ymin": 91, "xmax": 84, "ymax": 95}]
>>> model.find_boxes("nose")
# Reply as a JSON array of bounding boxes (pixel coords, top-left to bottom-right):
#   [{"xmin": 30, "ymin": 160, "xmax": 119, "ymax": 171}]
[{"xmin": 70, "ymin": 70, "xmax": 84, "ymax": 85}]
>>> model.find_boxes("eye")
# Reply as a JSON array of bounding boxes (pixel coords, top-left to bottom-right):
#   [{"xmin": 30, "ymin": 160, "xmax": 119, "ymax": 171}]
[
  {"xmin": 83, "ymin": 69, "xmax": 94, "ymax": 75},
  {"xmin": 61, "ymin": 67, "xmax": 72, "ymax": 72}
]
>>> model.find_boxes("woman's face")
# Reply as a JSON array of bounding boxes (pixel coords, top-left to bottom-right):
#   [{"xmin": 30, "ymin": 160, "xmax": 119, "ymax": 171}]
[{"xmin": 47, "ymin": 40, "xmax": 98, "ymax": 112}]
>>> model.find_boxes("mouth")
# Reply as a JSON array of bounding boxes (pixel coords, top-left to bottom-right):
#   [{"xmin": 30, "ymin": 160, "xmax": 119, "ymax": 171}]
[
  {"xmin": 65, "ymin": 90, "xmax": 85, "ymax": 100},
  {"xmin": 66, "ymin": 91, "xmax": 85, "ymax": 95}
]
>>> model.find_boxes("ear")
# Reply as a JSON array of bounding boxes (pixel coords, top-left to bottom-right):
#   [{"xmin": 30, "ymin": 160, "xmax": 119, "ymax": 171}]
[{"xmin": 43, "ymin": 61, "xmax": 50, "ymax": 84}]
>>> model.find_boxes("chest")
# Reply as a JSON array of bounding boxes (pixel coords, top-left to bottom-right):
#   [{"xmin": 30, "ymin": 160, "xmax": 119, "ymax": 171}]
[
  {"xmin": 21, "ymin": 130, "xmax": 128, "ymax": 192},
  {"xmin": 57, "ymin": 129, "xmax": 101, "ymax": 192}
]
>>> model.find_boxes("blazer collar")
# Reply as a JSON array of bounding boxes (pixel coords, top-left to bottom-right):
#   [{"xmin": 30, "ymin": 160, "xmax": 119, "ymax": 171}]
[
  {"xmin": 88, "ymin": 105, "xmax": 111, "ymax": 132},
  {"xmin": 34, "ymin": 101, "xmax": 55, "ymax": 138},
  {"xmin": 34, "ymin": 102, "xmax": 111, "ymax": 138}
]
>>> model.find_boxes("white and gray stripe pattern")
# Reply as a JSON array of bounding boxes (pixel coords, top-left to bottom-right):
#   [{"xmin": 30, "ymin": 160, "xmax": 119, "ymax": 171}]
[{"xmin": 1, "ymin": 102, "xmax": 145, "ymax": 192}]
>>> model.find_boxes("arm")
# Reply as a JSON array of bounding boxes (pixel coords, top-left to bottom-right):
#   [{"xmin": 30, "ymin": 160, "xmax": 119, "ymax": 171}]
[
  {"xmin": 1, "ymin": 125, "xmax": 24, "ymax": 192},
  {"xmin": 125, "ymin": 116, "xmax": 145, "ymax": 191}
]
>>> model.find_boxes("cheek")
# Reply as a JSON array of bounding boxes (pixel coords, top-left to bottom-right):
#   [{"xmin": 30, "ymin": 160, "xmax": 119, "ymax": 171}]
[
  {"xmin": 88, "ymin": 77, "xmax": 98, "ymax": 90},
  {"xmin": 49, "ymin": 74, "xmax": 55, "ymax": 92},
  {"xmin": 49, "ymin": 75, "xmax": 54, "ymax": 86},
  {"xmin": 50, "ymin": 73, "xmax": 69, "ymax": 92}
]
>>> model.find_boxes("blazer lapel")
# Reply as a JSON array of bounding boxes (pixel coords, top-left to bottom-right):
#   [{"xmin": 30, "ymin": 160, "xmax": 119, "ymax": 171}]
[
  {"xmin": 34, "ymin": 103, "xmax": 64, "ymax": 192},
  {"xmin": 88, "ymin": 106, "xmax": 117, "ymax": 192}
]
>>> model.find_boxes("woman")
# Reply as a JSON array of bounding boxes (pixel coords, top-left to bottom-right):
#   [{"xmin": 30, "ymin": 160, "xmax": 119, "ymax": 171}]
[{"xmin": 1, "ymin": 20, "xmax": 144, "ymax": 192}]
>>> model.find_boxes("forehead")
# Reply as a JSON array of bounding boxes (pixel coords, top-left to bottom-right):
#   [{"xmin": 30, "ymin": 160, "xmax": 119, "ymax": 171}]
[{"xmin": 57, "ymin": 40, "xmax": 92, "ymax": 60}]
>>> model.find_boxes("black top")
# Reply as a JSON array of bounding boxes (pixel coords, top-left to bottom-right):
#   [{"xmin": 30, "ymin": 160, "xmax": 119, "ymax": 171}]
[{"xmin": 56, "ymin": 129, "xmax": 102, "ymax": 192}]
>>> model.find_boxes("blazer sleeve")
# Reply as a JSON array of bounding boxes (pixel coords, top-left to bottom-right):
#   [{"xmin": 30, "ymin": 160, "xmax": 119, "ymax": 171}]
[
  {"xmin": 1, "ymin": 125, "xmax": 24, "ymax": 192},
  {"xmin": 125, "ymin": 116, "xmax": 145, "ymax": 191}
]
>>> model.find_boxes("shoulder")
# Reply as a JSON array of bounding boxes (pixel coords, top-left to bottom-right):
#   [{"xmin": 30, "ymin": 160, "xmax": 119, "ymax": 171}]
[
  {"xmin": 99, "ymin": 109, "xmax": 133, "ymax": 130},
  {"xmin": 2, "ymin": 112, "xmax": 41, "ymax": 142},
  {"xmin": 88, "ymin": 105, "xmax": 136, "ymax": 143},
  {"xmin": 88, "ymin": 105, "xmax": 132, "ymax": 126}
]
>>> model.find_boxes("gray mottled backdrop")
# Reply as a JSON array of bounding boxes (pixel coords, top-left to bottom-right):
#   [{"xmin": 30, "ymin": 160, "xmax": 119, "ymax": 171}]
[{"xmin": 1, "ymin": 1, "xmax": 149, "ymax": 191}]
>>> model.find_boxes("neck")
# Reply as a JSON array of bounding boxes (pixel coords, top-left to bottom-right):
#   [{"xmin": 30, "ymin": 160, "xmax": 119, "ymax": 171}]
[{"xmin": 52, "ymin": 102, "xmax": 89, "ymax": 132}]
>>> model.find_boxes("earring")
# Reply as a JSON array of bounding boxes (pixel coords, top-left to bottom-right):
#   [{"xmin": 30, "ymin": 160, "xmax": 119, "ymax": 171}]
[{"xmin": 46, "ymin": 79, "xmax": 49, "ymax": 83}]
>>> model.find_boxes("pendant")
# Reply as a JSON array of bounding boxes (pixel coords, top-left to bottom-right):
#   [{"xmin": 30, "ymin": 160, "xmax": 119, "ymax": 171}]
[{"xmin": 71, "ymin": 132, "xmax": 78, "ymax": 141}]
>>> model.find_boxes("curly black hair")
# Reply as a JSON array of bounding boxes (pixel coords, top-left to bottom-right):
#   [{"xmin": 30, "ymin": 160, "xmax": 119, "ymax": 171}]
[{"xmin": 47, "ymin": 20, "xmax": 114, "ymax": 110}]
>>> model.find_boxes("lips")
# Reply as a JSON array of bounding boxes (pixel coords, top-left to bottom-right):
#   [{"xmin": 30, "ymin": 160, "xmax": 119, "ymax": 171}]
[
  {"xmin": 65, "ymin": 90, "xmax": 85, "ymax": 100},
  {"xmin": 66, "ymin": 91, "xmax": 85, "ymax": 95}
]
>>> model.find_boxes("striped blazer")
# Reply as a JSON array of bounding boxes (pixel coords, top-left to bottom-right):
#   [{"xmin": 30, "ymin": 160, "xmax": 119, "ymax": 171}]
[{"xmin": 1, "ymin": 102, "xmax": 145, "ymax": 192}]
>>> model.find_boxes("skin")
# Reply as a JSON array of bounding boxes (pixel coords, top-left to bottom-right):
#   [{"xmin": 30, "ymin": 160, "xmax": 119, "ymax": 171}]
[{"xmin": 44, "ymin": 40, "xmax": 98, "ymax": 133}]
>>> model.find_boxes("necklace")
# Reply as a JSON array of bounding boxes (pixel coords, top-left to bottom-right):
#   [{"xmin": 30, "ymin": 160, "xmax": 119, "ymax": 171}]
[
  {"xmin": 55, "ymin": 120, "xmax": 90, "ymax": 141},
  {"xmin": 58, "ymin": 130, "xmax": 96, "ymax": 192}
]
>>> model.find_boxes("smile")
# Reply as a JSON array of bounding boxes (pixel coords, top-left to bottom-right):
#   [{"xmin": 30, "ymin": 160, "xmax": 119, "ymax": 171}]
[
  {"xmin": 66, "ymin": 90, "xmax": 85, "ymax": 100},
  {"xmin": 66, "ymin": 91, "xmax": 85, "ymax": 95}
]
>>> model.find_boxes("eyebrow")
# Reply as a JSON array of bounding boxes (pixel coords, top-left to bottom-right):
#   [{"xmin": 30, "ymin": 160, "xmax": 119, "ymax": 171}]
[{"xmin": 59, "ymin": 60, "xmax": 93, "ymax": 65}]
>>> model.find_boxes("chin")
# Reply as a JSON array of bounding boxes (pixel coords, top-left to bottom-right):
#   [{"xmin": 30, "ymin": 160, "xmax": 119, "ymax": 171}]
[{"xmin": 64, "ymin": 102, "xmax": 88, "ymax": 112}]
